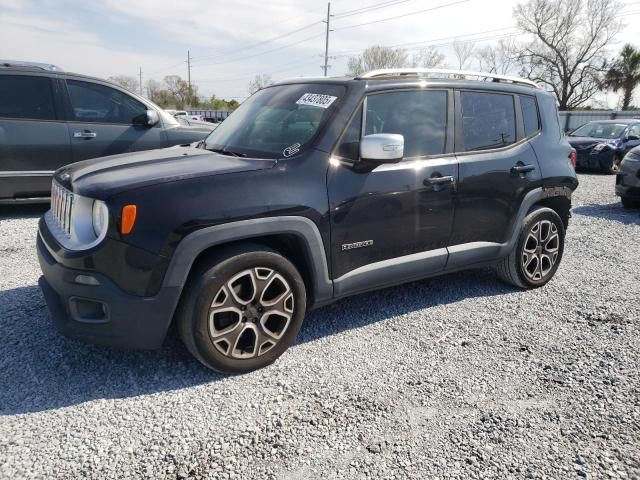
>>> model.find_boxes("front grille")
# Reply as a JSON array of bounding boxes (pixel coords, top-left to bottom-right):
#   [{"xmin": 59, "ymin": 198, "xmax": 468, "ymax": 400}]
[{"xmin": 51, "ymin": 181, "xmax": 75, "ymax": 236}]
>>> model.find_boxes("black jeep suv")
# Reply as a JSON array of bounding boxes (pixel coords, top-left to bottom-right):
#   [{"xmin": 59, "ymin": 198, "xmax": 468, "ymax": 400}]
[{"xmin": 37, "ymin": 69, "xmax": 578, "ymax": 373}]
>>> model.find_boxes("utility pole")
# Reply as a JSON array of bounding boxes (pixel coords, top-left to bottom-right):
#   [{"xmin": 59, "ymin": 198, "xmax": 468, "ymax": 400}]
[
  {"xmin": 323, "ymin": 3, "xmax": 331, "ymax": 77},
  {"xmin": 187, "ymin": 50, "xmax": 192, "ymax": 92},
  {"xmin": 139, "ymin": 67, "xmax": 143, "ymax": 96}
]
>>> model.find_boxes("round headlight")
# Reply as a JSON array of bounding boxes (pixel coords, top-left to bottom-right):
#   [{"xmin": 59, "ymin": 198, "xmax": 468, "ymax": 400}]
[{"xmin": 91, "ymin": 200, "xmax": 109, "ymax": 238}]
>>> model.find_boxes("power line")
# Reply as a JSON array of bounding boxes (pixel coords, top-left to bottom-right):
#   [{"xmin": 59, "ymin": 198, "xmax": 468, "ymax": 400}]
[
  {"xmin": 191, "ymin": 20, "xmax": 323, "ymax": 63},
  {"xmin": 333, "ymin": 0, "xmax": 412, "ymax": 19},
  {"xmin": 334, "ymin": 0, "xmax": 471, "ymax": 31},
  {"xmin": 192, "ymin": 33, "xmax": 325, "ymax": 68}
]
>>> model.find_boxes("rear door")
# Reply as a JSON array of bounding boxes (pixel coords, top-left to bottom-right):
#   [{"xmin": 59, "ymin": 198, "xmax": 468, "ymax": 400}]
[
  {"xmin": 0, "ymin": 73, "xmax": 70, "ymax": 199},
  {"xmin": 328, "ymin": 89, "xmax": 457, "ymax": 293},
  {"xmin": 450, "ymin": 90, "xmax": 542, "ymax": 252},
  {"xmin": 63, "ymin": 79, "xmax": 164, "ymax": 162}
]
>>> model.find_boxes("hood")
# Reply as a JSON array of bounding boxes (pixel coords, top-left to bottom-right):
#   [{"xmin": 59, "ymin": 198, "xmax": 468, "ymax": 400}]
[
  {"xmin": 568, "ymin": 136, "xmax": 619, "ymax": 150},
  {"xmin": 55, "ymin": 145, "xmax": 276, "ymax": 198}
]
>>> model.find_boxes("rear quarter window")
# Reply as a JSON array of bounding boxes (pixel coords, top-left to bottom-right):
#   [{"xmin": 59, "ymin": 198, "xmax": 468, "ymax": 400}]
[{"xmin": 521, "ymin": 95, "xmax": 540, "ymax": 137}]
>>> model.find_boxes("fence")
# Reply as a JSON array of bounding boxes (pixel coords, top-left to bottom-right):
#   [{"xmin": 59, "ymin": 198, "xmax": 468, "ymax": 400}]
[
  {"xmin": 188, "ymin": 110, "xmax": 232, "ymax": 122},
  {"xmin": 559, "ymin": 110, "xmax": 640, "ymax": 132}
]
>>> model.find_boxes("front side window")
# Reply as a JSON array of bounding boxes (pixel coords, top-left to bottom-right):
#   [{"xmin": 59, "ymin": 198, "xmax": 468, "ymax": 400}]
[
  {"xmin": 0, "ymin": 75, "xmax": 56, "ymax": 120},
  {"xmin": 336, "ymin": 105, "xmax": 363, "ymax": 161},
  {"xmin": 521, "ymin": 95, "xmax": 540, "ymax": 136},
  {"xmin": 461, "ymin": 91, "xmax": 516, "ymax": 151},
  {"xmin": 627, "ymin": 124, "xmax": 640, "ymax": 138},
  {"xmin": 66, "ymin": 80, "xmax": 147, "ymax": 124},
  {"xmin": 204, "ymin": 84, "xmax": 345, "ymax": 159},
  {"xmin": 364, "ymin": 90, "xmax": 447, "ymax": 158}
]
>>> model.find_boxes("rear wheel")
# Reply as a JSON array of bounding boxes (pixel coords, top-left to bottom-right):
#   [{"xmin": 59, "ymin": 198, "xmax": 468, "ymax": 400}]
[
  {"xmin": 621, "ymin": 197, "xmax": 640, "ymax": 209},
  {"xmin": 176, "ymin": 245, "xmax": 307, "ymax": 374},
  {"xmin": 497, "ymin": 208, "xmax": 565, "ymax": 289}
]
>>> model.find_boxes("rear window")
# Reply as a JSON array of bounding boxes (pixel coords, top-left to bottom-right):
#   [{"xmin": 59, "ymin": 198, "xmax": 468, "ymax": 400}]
[
  {"xmin": 521, "ymin": 95, "xmax": 540, "ymax": 136},
  {"xmin": 461, "ymin": 91, "xmax": 516, "ymax": 151},
  {"xmin": 0, "ymin": 75, "xmax": 56, "ymax": 120}
]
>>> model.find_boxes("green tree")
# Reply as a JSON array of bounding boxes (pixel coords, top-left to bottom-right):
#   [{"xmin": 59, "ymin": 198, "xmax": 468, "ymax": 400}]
[{"xmin": 603, "ymin": 44, "xmax": 640, "ymax": 110}]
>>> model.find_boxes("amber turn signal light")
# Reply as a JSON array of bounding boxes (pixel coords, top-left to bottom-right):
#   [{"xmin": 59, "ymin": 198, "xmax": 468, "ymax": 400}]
[{"xmin": 120, "ymin": 205, "xmax": 137, "ymax": 234}]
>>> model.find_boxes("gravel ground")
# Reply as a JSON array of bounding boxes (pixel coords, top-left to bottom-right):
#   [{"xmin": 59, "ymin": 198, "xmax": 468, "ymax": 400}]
[{"xmin": 1, "ymin": 173, "xmax": 639, "ymax": 480}]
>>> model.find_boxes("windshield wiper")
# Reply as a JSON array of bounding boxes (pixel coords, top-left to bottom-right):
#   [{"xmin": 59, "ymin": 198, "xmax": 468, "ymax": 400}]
[{"xmin": 207, "ymin": 147, "xmax": 247, "ymax": 157}]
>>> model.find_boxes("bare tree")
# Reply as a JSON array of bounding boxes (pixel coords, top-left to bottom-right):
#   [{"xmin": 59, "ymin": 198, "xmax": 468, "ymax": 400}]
[
  {"xmin": 347, "ymin": 46, "xmax": 408, "ymax": 76},
  {"xmin": 248, "ymin": 74, "xmax": 274, "ymax": 95},
  {"xmin": 452, "ymin": 39, "xmax": 475, "ymax": 70},
  {"xmin": 514, "ymin": 0, "xmax": 622, "ymax": 110},
  {"xmin": 410, "ymin": 47, "xmax": 446, "ymax": 68},
  {"xmin": 145, "ymin": 79, "xmax": 163, "ymax": 99},
  {"xmin": 476, "ymin": 38, "xmax": 519, "ymax": 75},
  {"xmin": 163, "ymin": 75, "xmax": 192, "ymax": 109},
  {"xmin": 108, "ymin": 75, "xmax": 139, "ymax": 92}
]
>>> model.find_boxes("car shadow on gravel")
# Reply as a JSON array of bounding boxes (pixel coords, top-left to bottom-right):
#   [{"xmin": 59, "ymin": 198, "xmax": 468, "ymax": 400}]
[
  {"xmin": 0, "ymin": 204, "xmax": 49, "ymax": 219},
  {"xmin": 0, "ymin": 269, "xmax": 516, "ymax": 415},
  {"xmin": 572, "ymin": 202, "xmax": 640, "ymax": 225}
]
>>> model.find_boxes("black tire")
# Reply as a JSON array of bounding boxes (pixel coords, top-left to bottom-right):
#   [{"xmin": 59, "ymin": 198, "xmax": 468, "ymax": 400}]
[
  {"xmin": 496, "ymin": 207, "xmax": 565, "ymax": 289},
  {"xmin": 621, "ymin": 197, "xmax": 640, "ymax": 209},
  {"xmin": 176, "ymin": 244, "xmax": 307, "ymax": 374}
]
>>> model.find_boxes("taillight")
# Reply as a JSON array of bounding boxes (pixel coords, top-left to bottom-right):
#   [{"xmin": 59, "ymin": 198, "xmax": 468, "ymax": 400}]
[{"xmin": 569, "ymin": 150, "xmax": 577, "ymax": 169}]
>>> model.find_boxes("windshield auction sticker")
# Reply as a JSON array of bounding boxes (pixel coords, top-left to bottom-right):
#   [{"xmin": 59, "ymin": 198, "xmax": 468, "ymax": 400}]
[{"xmin": 296, "ymin": 93, "xmax": 338, "ymax": 109}]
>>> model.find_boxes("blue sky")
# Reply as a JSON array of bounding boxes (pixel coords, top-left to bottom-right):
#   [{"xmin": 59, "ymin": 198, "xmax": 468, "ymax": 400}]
[{"xmin": 2, "ymin": 0, "xmax": 639, "ymax": 105}]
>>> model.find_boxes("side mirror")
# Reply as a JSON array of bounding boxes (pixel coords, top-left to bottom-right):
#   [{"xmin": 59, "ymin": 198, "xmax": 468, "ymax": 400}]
[
  {"xmin": 626, "ymin": 134, "xmax": 640, "ymax": 141},
  {"xmin": 359, "ymin": 133, "xmax": 404, "ymax": 164},
  {"xmin": 145, "ymin": 110, "xmax": 160, "ymax": 127}
]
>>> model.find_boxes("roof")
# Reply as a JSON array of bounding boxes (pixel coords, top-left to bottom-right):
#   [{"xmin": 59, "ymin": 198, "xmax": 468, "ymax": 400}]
[{"xmin": 580, "ymin": 118, "xmax": 640, "ymax": 124}]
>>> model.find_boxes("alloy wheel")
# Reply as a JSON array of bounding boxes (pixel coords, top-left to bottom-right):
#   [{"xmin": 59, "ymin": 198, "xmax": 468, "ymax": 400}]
[
  {"xmin": 208, "ymin": 267, "xmax": 295, "ymax": 359},
  {"xmin": 521, "ymin": 220, "xmax": 560, "ymax": 282}
]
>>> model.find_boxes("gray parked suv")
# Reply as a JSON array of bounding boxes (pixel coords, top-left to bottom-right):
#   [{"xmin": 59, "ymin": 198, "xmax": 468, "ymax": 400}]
[{"xmin": 0, "ymin": 60, "xmax": 212, "ymax": 203}]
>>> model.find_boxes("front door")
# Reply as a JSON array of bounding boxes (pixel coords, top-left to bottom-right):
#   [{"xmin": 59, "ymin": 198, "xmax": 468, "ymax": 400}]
[
  {"xmin": 328, "ymin": 89, "xmax": 457, "ymax": 295},
  {"xmin": 64, "ymin": 79, "xmax": 164, "ymax": 162}
]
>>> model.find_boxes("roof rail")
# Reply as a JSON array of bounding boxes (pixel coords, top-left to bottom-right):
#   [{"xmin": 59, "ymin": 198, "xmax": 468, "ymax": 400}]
[
  {"xmin": 0, "ymin": 60, "xmax": 64, "ymax": 72},
  {"xmin": 357, "ymin": 68, "xmax": 538, "ymax": 88}
]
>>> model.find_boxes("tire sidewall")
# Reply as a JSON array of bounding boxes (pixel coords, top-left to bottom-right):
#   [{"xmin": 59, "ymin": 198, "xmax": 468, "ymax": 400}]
[
  {"xmin": 189, "ymin": 251, "xmax": 306, "ymax": 374},
  {"xmin": 515, "ymin": 208, "xmax": 565, "ymax": 288}
]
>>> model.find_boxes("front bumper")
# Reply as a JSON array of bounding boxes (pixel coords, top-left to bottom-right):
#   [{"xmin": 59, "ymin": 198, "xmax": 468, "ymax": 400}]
[
  {"xmin": 616, "ymin": 159, "xmax": 640, "ymax": 199},
  {"xmin": 575, "ymin": 148, "xmax": 616, "ymax": 170},
  {"xmin": 37, "ymin": 232, "xmax": 180, "ymax": 350}
]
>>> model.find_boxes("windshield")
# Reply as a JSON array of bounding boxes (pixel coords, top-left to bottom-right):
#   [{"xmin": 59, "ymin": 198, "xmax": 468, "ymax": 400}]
[
  {"xmin": 204, "ymin": 83, "xmax": 345, "ymax": 158},
  {"xmin": 570, "ymin": 122, "xmax": 627, "ymax": 139}
]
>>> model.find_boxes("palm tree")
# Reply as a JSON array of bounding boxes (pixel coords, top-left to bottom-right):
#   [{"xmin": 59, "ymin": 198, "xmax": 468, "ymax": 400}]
[{"xmin": 603, "ymin": 44, "xmax": 640, "ymax": 111}]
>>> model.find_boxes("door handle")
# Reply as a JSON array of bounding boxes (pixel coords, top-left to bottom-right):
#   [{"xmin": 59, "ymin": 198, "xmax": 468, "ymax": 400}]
[
  {"xmin": 424, "ymin": 175, "xmax": 455, "ymax": 186},
  {"xmin": 73, "ymin": 130, "xmax": 97, "ymax": 139},
  {"xmin": 511, "ymin": 164, "xmax": 535, "ymax": 174}
]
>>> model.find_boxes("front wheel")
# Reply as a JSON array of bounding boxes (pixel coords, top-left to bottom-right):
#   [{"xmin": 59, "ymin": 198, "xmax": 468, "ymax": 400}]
[
  {"xmin": 176, "ymin": 245, "xmax": 307, "ymax": 374},
  {"xmin": 496, "ymin": 208, "xmax": 566, "ymax": 289}
]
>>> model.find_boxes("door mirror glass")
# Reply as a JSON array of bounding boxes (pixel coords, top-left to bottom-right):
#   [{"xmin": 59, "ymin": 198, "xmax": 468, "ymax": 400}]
[
  {"xmin": 145, "ymin": 110, "xmax": 159, "ymax": 127},
  {"xmin": 360, "ymin": 133, "xmax": 404, "ymax": 163}
]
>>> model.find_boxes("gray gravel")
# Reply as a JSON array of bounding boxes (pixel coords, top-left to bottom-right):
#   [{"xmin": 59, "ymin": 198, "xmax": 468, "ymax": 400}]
[{"xmin": 1, "ymin": 173, "xmax": 639, "ymax": 480}]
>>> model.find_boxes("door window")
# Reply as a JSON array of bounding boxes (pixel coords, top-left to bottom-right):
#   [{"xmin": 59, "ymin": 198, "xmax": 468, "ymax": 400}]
[
  {"xmin": 461, "ymin": 91, "xmax": 516, "ymax": 151},
  {"xmin": 364, "ymin": 90, "xmax": 448, "ymax": 158},
  {"xmin": 0, "ymin": 75, "xmax": 56, "ymax": 120},
  {"xmin": 521, "ymin": 95, "xmax": 540, "ymax": 136},
  {"xmin": 628, "ymin": 124, "xmax": 640, "ymax": 138},
  {"xmin": 66, "ymin": 80, "xmax": 147, "ymax": 124}
]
